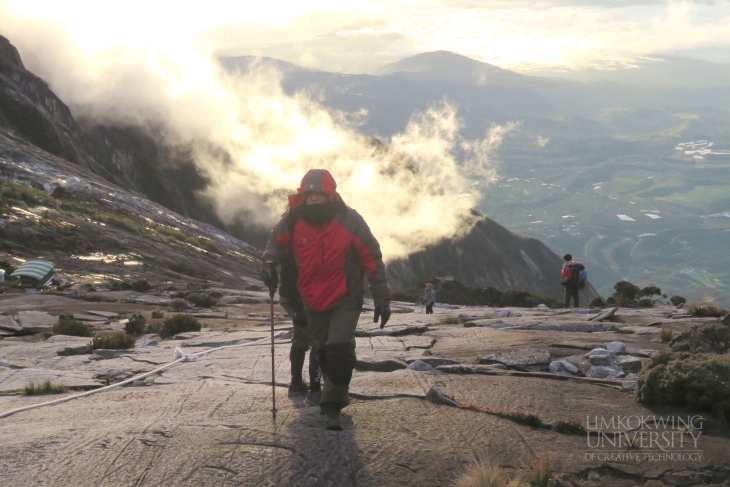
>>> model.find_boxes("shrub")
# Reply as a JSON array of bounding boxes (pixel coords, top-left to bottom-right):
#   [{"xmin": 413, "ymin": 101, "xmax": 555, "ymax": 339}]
[
  {"xmin": 670, "ymin": 295, "xmax": 687, "ymax": 307},
  {"xmin": 660, "ymin": 325, "xmax": 674, "ymax": 343},
  {"xmin": 109, "ymin": 280, "xmax": 132, "ymax": 291},
  {"xmin": 90, "ymin": 333, "xmax": 136, "ymax": 350},
  {"xmin": 438, "ymin": 316, "xmax": 462, "ymax": 325},
  {"xmin": 637, "ymin": 298, "xmax": 654, "ymax": 307},
  {"xmin": 170, "ymin": 298, "xmax": 189, "ymax": 312},
  {"xmin": 53, "ymin": 315, "xmax": 94, "ymax": 337},
  {"xmin": 151, "ymin": 310, "xmax": 165, "ymax": 319},
  {"xmin": 521, "ymin": 458, "xmax": 553, "ymax": 487},
  {"xmin": 185, "ymin": 292, "xmax": 217, "ymax": 308},
  {"xmin": 606, "ymin": 296, "xmax": 616, "ymax": 306},
  {"xmin": 146, "ymin": 322, "xmax": 163, "ymax": 335},
  {"xmin": 639, "ymin": 286, "xmax": 662, "ymax": 298},
  {"xmin": 637, "ymin": 352, "xmax": 730, "ymax": 421},
  {"xmin": 686, "ymin": 301, "xmax": 726, "ymax": 318},
  {"xmin": 552, "ymin": 419, "xmax": 586, "ymax": 435},
  {"xmin": 125, "ymin": 313, "xmax": 146, "ymax": 335},
  {"xmin": 670, "ymin": 321, "xmax": 730, "ymax": 354},
  {"xmin": 613, "ymin": 281, "xmax": 640, "ymax": 306},
  {"xmin": 161, "ymin": 314, "xmax": 201, "ymax": 338},
  {"xmin": 131, "ymin": 279, "xmax": 152, "ymax": 293},
  {"xmin": 454, "ymin": 459, "xmax": 526, "ymax": 487},
  {"xmin": 589, "ymin": 297, "xmax": 606, "ymax": 308},
  {"xmin": 24, "ymin": 380, "xmax": 67, "ymax": 396}
]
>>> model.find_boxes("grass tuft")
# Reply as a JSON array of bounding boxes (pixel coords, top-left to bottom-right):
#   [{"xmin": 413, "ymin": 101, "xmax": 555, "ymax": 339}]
[
  {"xmin": 454, "ymin": 458, "xmax": 526, "ymax": 487},
  {"xmin": 521, "ymin": 457, "xmax": 553, "ymax": 487},
  {"xmin": 551, "ymin": 419, "xmax": 586, "ymax": 435},
  {"xmin": 438, "ymin": 316, "xmax": 462, "ymax": 325},
  {"xmin": 660, "ymin": 325, "xmax": 674, "ymax": 343},
  {"xmin": 161, "ymin": 314, "xmax": 201, "ymax": 338},
  {"xmin": 23, "ymin": 380, "xmax": 67, "ymax": 396},
  {"xmin": 52, "ymin": 315, "xmax": 94, "ymax": 337},
  {"xmin": 90, "ymin": 334, "xmax": 136, "ymax": 350},
  {"xmin": 686, "ymin": 301, "xmax": 726, "ymax": 318}
]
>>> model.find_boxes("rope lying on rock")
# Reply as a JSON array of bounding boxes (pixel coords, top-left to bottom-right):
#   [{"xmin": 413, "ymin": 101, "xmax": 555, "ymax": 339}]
[{"xmin": 0, "ymin": 333, "xmax": 289, "ymax": 420}]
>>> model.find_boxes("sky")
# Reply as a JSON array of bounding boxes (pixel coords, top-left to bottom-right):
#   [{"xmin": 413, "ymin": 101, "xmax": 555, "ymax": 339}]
[{"xmin": 3, "ymin": 0, "xmax": 729, "ymax": 74}]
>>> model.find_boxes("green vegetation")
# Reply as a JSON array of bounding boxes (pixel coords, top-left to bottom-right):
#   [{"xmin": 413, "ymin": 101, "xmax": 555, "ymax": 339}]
[
  {"xmin": 637, "ymin": 352, "xmax": 730, "ymax": 421},
  {"xmin": 438, "ymin": 316, "xmax": 462, "ymax": 325},
  {"xmin": 670, "ymin": 295, "xmax": 687, "ymax": 307},
  {"xmin": 90, "ymin": 333, "xmax": 136, "ymax": 350},
  {"xmin": 0, "ymin": 180, "xmax": 54, "ymax": 208},
  {"xmin": 686, "ymin": 301, "xmax": 727, "ymax": 318},
  {"xmin": 52, "ymin": 315, "xmax": 94, "ymax": 337},
  {"xmin": 23, "ymin": 380, "xmax": 68, "ymax": 396},
  {"xmin": 124, "ymin": 314, "xmax": 147, "ymax": 335},
  {"xmin": 160, "ymin": 314, "xmax": 201, "ymax": 338},
  {"xmin": 660, "ymin": 325, "xmax": 674, "ymax": 343},
  {"xmin": 552, "ymin": 419, "xmax": 586, "ymax": 435},
  {"xmin": 521, "ymin": 458, "xmax": 553, "ymax": 487},
  {"xmin": 183, "ymin": 292, "xmax": 217, "ymax": 308},
  {"xmin": 170, "ymin": 298, "xmax": 189, "ymax": 312},
  {"xmin": 59, "ymin": 201, "xmax": 146, "ymax": 235}
]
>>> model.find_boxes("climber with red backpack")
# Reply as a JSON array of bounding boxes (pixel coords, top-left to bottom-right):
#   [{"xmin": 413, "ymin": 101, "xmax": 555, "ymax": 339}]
[{"xmin": 561, "ymin": 253, "xmax": 586, "ymax": 308}]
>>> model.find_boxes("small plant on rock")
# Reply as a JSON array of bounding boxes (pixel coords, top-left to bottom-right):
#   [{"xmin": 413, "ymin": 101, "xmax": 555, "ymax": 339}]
[
  {"xmin": 185, "ymin": 292, "xmax": 217, "ymax": 308},
  {"xmin": 90, "ymin": 333, "xmax": 136, "ymax": 350},
  {"xmin": 131, "ymin": 279, "xmax": 152, "ymax": 293},
  {"xmin": 521, "ymin": 457, "xmax": 553, "ymax": 487},
  {"xmin": 124, "ymin": 313, "xmax": 146, "ymax": 335},
  {"xmin": 170, "ymin": 298, "xmax": 189, "ymax": 312},
  {"xmin": 454, "ymin": 458, "xmax": 526, "ymax": 487},
  {"xmin": 660, "ymin": 325, "xmax": 674, "ymax": 343},
  {"xmin": 686, "ymin": 301, "xmax": 727, "ymax": 318},
  {"xmin": 23, "ymin": 380, "xmax": 67, "ymax": 396},
  {"xmin": 160, "ymin": 314, "xmax": 201, "ymax": 338},
  {"xmin": 52, "ymin": 315, "xmax": 94, "ymax": 337}
]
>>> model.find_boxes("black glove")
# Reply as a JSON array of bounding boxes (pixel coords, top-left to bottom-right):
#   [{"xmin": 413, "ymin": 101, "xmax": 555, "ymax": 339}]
[
  {"xmin": 293, "ymin": 309, "xmax": 308, "ymax": 327},
  {"xmin": 260, "ymin": 262, "xmax": 278, "ymax": 295},
  {"xmin": 374, "ymin": 304, "xmax": 391, "ymax": 329},
  {"xmin": 292, "ymin": 301, "xmax": 307, "ymax": 327}
]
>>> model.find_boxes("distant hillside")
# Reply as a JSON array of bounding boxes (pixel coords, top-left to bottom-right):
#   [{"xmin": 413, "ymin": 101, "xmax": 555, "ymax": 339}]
[
  {"xmin": 375, "ymin": 50, "xmax": 526, "ymax": 86},
  {"xmin": 524, "ymin": 55, "xmax": 730, "ymax": 90}
]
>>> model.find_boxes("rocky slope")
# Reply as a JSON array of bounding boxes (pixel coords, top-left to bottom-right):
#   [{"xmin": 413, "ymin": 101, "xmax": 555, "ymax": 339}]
[{"xmin": 1, "ymin": 293, "xmax": 728, "ymax": 486}]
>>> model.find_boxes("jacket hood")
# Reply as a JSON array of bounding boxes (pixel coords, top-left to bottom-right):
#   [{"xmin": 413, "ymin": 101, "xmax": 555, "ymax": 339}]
[{"xmin": 288, "ymin": 169, "xmax": 337, "ymax": 209}]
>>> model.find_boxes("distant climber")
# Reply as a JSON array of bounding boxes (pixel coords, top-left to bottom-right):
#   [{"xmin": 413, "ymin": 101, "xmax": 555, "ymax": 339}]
[
  {"xmin": 422, "ymin": 283, "xmax": 436, "ymax": 314},
  {"xmin": 262, "ymin": 169, "xmax": 392, "ymax": 431},
  {"xmin": 561, "ymin": 253, "xmax": 585, "ymax": 308}
]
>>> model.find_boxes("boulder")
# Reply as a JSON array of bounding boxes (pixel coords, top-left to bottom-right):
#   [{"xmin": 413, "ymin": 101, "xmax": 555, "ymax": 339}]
[
  {"xmin": 47, "ymin": 335, "xmax": 93, "ymax": 356},
  {"xmin": 425, "ymin": 385, "xmax": 459, "ymax": 407},
  {"xmin": 604, "ymin": 341, "xmax": 627, "ymax": 353},
  {"xmin": 615, "ymin": 355, "xmax": 644, "ymax": 373},
  {"xmin": 406, "ymin": 360, "xmax": 434, "ymax": 371},
  {"xmin": 493, "ymin": 310, "xmax": 514, "ymax": 318},
  {"xmin": 479, "ymin": 347, "xmax": 551, "ymax": 371},
  {"xmin": 587, "ymin": 348, "xmax": 616, "ymax": 365},
  {"xmin": 585, "ymin": 365, "xmax": 624, "ymax": 379},
  {"xmin": 0, "ymin": 315, "xmax": 22, "ymax": 332},
  {"xmin": 16, "ymin": 311, "xmax": 57, "ymax": 333}
]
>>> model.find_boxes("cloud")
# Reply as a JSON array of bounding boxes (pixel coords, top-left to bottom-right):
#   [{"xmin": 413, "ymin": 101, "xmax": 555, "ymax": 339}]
[{"xmin": 0, "ymin": 2, "xmax": 510, "ymax": 260}]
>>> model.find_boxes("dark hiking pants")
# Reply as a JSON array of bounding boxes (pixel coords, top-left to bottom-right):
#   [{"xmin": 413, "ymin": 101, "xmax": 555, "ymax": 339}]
[
  {"xmin": 564, "ymin": 286, "xmax": 580, "ymax": 308},
  {"xmin": 425, "ymin": 303, "xmax": 434, "ymax": 314},
  {"xmin": 305, "ymin": 297, "xmax": 361, "ymax": 410},
  {"xmin": 281, "ymin": 299, "xmax": 320, "ymax": 386}
]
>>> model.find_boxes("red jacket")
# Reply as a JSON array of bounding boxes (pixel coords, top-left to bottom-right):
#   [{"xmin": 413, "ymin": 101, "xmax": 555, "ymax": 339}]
[{"xmin": 263, "ymin": 171, "xmax": 391, "ymax": 312}]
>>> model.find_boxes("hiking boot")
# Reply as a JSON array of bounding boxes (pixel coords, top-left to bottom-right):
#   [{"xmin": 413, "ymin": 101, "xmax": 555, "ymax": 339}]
[
  {"xmin": 306, "ymin": 390, "xmax": 322, "ymax": 406},
  {"xmin": 309, "ymin": 381, "xmax": 321, "ymax": 394},
  {"xmin": 325, "ymin": 409, "xmax": 343, "ymax": 431},
  {"xmin": 288, "ymin": 380, "xmax": 309, "ymax": 397}
]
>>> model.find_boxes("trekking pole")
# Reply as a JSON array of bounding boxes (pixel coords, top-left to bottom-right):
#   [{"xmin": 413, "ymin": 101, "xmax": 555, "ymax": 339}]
[{"xmin": 269, "ymin": 290, "xmax": 277, "ymax": 418}]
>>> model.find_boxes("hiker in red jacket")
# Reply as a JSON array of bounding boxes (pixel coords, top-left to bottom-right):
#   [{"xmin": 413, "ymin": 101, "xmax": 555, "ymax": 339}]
[
  {"xmin": 561, "ymin": 253, "xmax": 580, "ymax": 308},
  {"xmin": 261, "ymin": 169, "xmax": 392, "ymax": 430}
]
